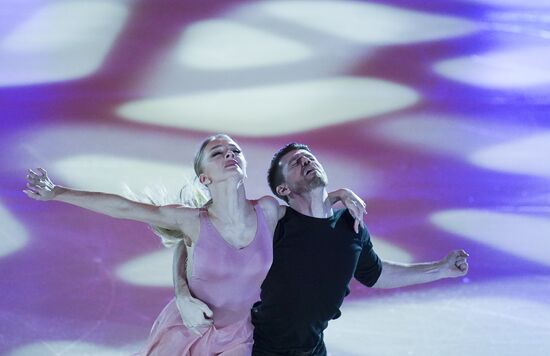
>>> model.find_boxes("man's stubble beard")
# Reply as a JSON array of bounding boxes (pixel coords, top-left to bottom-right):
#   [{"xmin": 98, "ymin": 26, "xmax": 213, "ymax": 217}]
[
  {"xmin": 288, "ymin": 169, "xmax": 329, "ymax": 194},
  {"xmin": 304, "ymin": 171, "xmax": 328, "ymax": 192}
]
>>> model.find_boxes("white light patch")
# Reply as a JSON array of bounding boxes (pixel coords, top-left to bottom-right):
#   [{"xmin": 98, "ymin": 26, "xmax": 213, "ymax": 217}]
[
  {"xmin": 371, "ymin": 237, "xmax": 413, "ymax": 263},
  {"xmin": 9, "ymin": 340, "xmax": 136, "ymax": 356},
  {"xmin": 51, "ymin": 155, "xmax": 195, "ymax": 197},
  {"xmin": 14, "ymin": 124, "xmax": 204, "ymax": 171},
  {"xmin": 373, "ymin": 115, "xmax": 532, "ymax": 158},
  {"xmin": 469, "ymin": 132, "xmax": 550, "ymax": 178},
  {"xmin": 459, "ymin": 0, "xmax": 550, "ymax": 8},
  {"xmin": 434, "ymin": 46, "xmax": 550, "ymax": 89},
  {"xmin": 14, "ymin": 124, "xmax": 382, "ymax": 205},
  {"xmin": 0, "ymin": 203, "xmax": 29, "ymax": 258},
  {"xmin": 175, "ymin": 20, "xmax": 311, "ymax": 70},
  {"xmin": 431, "ymin": 209, "xmax": 550, "ymax": 267},
  {"xmin": 116, "ymin": 249, "xmax": 172, "ymax": 287},
  {"xmin": 260, "ymin": 1, "xmax": 478, "ymax": 45},
  {"xmin": 326, "ymin": 278, "xmax": 550, "ymax": 355},
  {"xmin": 0, "ymin": 1, "xmax": 128, "ymax": 87},
  {"xmin": 118, "ymin": 76, "xmax": 419, "ymax": 136}
]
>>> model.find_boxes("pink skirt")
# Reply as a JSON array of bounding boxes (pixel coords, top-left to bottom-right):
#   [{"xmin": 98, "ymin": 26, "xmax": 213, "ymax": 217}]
[{"xmin": 137, "ymin": 298, "xmax": 253, "ymax": 356}]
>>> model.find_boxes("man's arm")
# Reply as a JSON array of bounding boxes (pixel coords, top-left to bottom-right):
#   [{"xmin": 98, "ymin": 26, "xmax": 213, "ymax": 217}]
[
  {"xmin": 353, "ymin": 228, "xmax": 469, "ymax": 289},
  {"xmin": 372, "ymin": 250, "xmax": 469, "ymax": 289}
]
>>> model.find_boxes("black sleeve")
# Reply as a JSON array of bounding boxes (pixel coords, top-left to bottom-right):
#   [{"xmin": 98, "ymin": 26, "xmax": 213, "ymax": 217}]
[{"xmin": 354, "ymin": 226, "xmax": 383, "ymax": 287}]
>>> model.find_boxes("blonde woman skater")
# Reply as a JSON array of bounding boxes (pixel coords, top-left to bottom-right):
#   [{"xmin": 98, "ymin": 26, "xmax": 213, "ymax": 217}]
[{"xmin": 25, "ymin": 134, "xmax": 366, "ymax": 356}]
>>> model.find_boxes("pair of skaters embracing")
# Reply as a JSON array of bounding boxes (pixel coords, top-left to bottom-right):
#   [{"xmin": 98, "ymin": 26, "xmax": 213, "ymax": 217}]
[{"xmin": 25, "ymin": 134, "xmax": 468, "ymax": 356}]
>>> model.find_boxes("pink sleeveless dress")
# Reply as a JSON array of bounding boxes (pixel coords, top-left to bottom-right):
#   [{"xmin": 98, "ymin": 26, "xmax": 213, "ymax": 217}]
[{"xmin": 139, "ymin": 201, "xmax": 273, "ymax": 356}]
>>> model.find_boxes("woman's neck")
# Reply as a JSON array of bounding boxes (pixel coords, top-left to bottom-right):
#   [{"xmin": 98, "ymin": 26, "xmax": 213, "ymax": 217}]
[{"xmin": 207, "ymin": 178, "xmax": 250, "ymax": 223}]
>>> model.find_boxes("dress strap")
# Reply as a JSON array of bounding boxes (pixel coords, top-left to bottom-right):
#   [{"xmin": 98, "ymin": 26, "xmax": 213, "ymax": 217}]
[
  {"xmin": 251, "ymin": 200, "xmax": 264, "ymax": 224},
  {"xmin": 251, "ymin": 200, "xmax": 271, "ymax": 241},
  {"xmin": 198, "ymin": 206, "xmax": 208, "ymax": 217},
  {"xmin": 198, "ymin": 207, "xmax": 213, "ymax": 234}
]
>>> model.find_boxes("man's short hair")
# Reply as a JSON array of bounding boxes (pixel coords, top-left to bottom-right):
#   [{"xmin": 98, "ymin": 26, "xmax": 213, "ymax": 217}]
[{"xmin": 267, "ymin": 143, "xmax": 311, "ymax": 202}]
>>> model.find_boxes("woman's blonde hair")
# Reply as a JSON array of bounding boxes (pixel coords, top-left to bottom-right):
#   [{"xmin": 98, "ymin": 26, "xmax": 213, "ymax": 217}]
[
  {"xmin": 123, "ymin": 181, "xmax": 209, "ymax": 247},
  {"xmin": 125, "ymin": 134, "xmax": 233, "ymax": 247}
]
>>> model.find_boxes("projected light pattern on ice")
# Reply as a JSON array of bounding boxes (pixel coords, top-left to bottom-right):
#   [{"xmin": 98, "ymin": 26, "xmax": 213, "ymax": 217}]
[{"xmin": 1, "ymin": 0, "xmax": 549, "ymax": 355}]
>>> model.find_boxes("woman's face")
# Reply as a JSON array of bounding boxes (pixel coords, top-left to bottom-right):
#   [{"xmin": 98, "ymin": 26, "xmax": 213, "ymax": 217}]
[{"xmin": 198, "ymin": 136, "xmax": 247, "ymax": 185}]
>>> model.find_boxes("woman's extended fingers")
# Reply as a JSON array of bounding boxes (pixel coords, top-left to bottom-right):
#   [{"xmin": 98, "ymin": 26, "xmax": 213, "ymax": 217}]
[
  {"xmin": 27, "ymin": 170, "xmax": 45, "ymax": 186},
  {"xmin": 353, "ymin": 219, "xmax": 360, "ymax": 234},
  {"xmin": 26, "ymin": 173, "xmax": 38, "ymax": 183},
  {"xmin": 28, "ymin": 168, "xmax": 48, "ymax": 181},
  {"xmin": 27, "ymin": 176, "xmax": 45, "ymax": 188},
  {"xmin": 28, "ymin": 167, "xmax": 46, "ymax": 176},
  {"xmin": 28, "ymin": 169, "xmax": 43, "ymax": 181},
  {"xmin": 351, "ymin": 213, "xmax": 362, "ymax": 233},
  {"xmin": 353, "ymin": 198, "xmax": 367, "ymax": 221},
  {"xmin": 24, "ymin": 185, "xmax": 44, "ymax": 200},
  {"xmin": 346, "ymin": 199, "xmax": 366, "ymax": 234},
  {"xmin": 26, "ymin": 177, "xmax": 45, "ymax": 191},
  {"xmin": 26, "ymin": 168, "xmax": 54, "ymax": 194},
  {"xmin": 23, "ymin": 189, "xmax": 40, "ymax": 199},
  {"xmin": 24, "ymin": 171, "xmax": 53, "ymax": 200},
  {"xmin": 26, "ymin": 183, "xmax": 39, "ymax": 193}
]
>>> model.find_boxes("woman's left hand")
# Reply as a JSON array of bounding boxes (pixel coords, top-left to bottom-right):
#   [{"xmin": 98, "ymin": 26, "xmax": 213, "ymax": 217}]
[{"xmin": 338, "ymin": 188, "xmax": 367, "ymax": 233}]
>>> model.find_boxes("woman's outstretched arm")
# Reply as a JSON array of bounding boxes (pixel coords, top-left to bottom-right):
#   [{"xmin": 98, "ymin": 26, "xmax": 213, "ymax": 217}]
[{"xmin": 24, "ymin": 168, "xmax": 196, "ymax": 231}]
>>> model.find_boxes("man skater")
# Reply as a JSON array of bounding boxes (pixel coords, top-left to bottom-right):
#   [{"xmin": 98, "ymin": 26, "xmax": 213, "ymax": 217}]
[{"xmin": 252, "ymin": 143, "xmax": 469, "ymax": 355}]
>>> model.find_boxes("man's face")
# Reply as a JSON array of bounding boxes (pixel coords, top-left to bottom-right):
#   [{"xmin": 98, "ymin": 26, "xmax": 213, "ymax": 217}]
[{"xmin": 278, "ymin": 149, "xmax": 328, "ymax": 196}]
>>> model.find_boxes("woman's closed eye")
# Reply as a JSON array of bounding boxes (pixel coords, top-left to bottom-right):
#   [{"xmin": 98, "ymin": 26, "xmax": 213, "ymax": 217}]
[{"xmin": 212, "ymin": 147, "xmax": 240, "ymax": 157}]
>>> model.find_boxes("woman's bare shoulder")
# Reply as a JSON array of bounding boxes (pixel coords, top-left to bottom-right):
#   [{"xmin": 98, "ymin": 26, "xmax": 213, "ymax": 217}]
[
  {"xmin": 257, "ymin": 196, "xmax": 286, "ymax": 223},
  {"xmin": 162, "ymin": 205, "xmax": 201, "ymax": 241}
]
